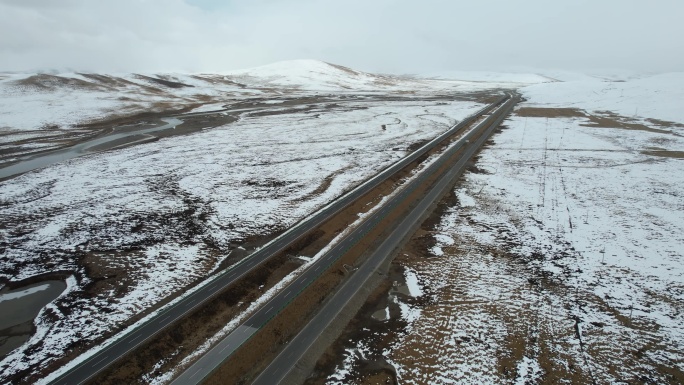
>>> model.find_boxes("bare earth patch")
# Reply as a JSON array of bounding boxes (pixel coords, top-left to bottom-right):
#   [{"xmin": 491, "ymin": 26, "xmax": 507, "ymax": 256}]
[{"xmin": 516, "ymin": 107, "xmax": 586, "ymax": 118}]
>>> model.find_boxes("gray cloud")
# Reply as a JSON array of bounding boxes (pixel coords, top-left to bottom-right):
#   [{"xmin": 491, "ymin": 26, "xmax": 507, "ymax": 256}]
[{"xmin": 0, "ymin": 0, "xmax": 682, "ymax": 74}]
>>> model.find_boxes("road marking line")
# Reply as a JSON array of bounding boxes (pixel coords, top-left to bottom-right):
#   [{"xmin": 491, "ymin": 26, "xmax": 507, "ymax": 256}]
[
  {"xmin": 266, "ymin": 306, "xmax": 274, "ymax": 314},
  {"xmin": 189, "ymin": 366, "xmax": 203, "ymax": 378},
  {"xmin": 91, "ymin": 355, "xmax": 109, "ymax": 368},
  {"xmin": 128, "ymin": 334, "xmax": 143, "ymax": 344},
  {"xmin": 159, "ymin": 315, "xmax": 171, "ymax": 323}
]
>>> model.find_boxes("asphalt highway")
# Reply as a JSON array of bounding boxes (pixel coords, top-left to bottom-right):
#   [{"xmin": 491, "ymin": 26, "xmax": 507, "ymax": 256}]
[
  {"xmin": 170, "ymin": 95, "xmax": 517, "ymax": 385},
  {"xmin": 252, "ymin": 95, "xmax": 519, "ymax": 385},
  {"xmin": 46, "ymin": 96, "xmax": 506, "ymax": 385}
]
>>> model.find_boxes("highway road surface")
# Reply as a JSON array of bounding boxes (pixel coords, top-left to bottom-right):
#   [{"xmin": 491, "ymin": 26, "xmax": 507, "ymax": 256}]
[
  {"xmin": 169, "ymin": 95, "xmax": 518, "ymax": 385},
  {"xmin": 46, "ymin": 96, "xmax": 506, "ymax": 385},
  {"xmin": 251, "ymin": 95, "xmax": 519, "ymax": 385}
]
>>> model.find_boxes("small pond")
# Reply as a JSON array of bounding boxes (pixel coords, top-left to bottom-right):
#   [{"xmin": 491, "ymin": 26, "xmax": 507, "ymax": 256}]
[{"xmin": 0, "ymin": 280, "xmax": 67, "ymax": 357}]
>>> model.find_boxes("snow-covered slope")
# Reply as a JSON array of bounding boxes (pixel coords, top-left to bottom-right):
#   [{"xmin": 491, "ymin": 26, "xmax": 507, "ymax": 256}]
[
  {"xmin": 0, "ymin": 71, "xmax": 250, "ymax": 133},
  {"xmin": 222, "ymin": 59, "xmax": 395, "ymax": 90}
]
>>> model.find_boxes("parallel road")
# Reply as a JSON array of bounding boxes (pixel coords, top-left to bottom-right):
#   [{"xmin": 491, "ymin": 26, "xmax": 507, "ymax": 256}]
[
  {"xmin": 170, "ymin": 95, "xmax": 518, "ymax": 385},
  {"xmin": 252, "ymin": 95, "xmax": 519, "ymax": 385},
  {"xmin": 47, "ymin": 96, "xmax": 506, "ymax": 385}
]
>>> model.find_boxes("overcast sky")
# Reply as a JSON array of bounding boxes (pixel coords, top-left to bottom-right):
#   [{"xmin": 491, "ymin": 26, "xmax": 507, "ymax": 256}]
[{"xmin": 1, "ymin": 0, "xmax": 682, "ymax": 74}]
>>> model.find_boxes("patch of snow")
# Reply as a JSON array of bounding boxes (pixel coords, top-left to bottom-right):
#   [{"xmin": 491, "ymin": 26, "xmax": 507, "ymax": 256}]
[
  {"xmin": 514, "ymin": 356, "xmax": 543, "ymax": 385},
  {"xmin": 0, "ymin": 283, "xmax": 51, "ymax": 303},
  {"xmin": 187, "ymin": 103, "xmax": 226, "ymax": 113},
  {"xmin": 433, "ymin": 233, "xmax": 455, "ymax": 246},
  {"xmin": 404, "ymin": 268, "xmax": 423, "ymax": 297},
  {"xmin": 455, "ymin": 187, "xmax": 477, "ymax": 207}
]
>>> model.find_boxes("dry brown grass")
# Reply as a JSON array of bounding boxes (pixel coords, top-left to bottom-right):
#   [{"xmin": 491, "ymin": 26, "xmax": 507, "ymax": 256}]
[
  {"xmin": 644, "ymin": 117, "xmax": 684, "ymax": 129},
  {"xmin": 517, "ymin": 107, "xmax": 682, "ymax": 136},
  {"xmin": 641, "ymin": 150, "xmax": 684, "ymax": 159},
  {"xmin": 14, "ymin": 74, "xmax": 105, "ymax": 91},
  {"xmin": 516, "ymin": 107, "xmax": 586, "ymax": 118},
  {"xmin": 324, "ymin": 62, "xmax": 359, "ymax": 76}
]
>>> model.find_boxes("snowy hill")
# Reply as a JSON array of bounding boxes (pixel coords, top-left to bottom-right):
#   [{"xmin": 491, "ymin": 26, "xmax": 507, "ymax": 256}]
[
  {"xmin": 225, "ymin": 60, "xmax": 550, "ymax": 91},
  {"xmin": 222, "ymin": 59, "xmax": 397, "ymax": 90}
]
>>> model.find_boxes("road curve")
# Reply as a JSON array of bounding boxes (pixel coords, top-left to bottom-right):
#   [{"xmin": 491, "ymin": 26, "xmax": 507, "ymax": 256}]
[
  {"xmin": 46, "ymin": 96, "xmax": 506, "ymax": 385},
  {"xmin": 169, "ymin": 95, "xmax": 517, "ymax": 385}
]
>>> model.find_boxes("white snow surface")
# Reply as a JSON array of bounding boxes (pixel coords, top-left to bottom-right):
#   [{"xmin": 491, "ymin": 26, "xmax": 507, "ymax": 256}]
[
  {"xmin": 0, "ymin": 284, "xmax": 51, "ymax": 303},
  {"xmin": 403, "ymin": 268, "xmax": 423, "ymax": 298},
  {"xmin": 0, "ymin": 72, "xmax": 229, "ymax": 134}
]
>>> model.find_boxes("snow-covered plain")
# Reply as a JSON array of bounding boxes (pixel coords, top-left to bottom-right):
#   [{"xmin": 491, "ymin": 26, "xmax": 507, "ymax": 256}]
[
  {"xmin": 0, "ymin": 60, "xmax": 519, "ymax": 165},
  {"xmin": 425, "ymin": 70, "xmax": 552, "ymax": 85},
  {"xmin": 0, "ymin": 92, "xmax": 485, "ymax": 381},
  {"xmin": 326, "ymin": 73, "xmax": 684, "ymax": 384},
  {"xmin": 0, "ymin": 60, "xmax": 513, "ymax": 136}
]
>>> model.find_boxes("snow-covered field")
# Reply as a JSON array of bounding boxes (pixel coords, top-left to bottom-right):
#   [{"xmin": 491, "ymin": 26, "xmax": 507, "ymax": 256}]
[
  {"xmin": 0, "ymin": 93, "xmax": 485, "ymax": 381},
  {"xmin": 0, "ymin": 60, "xmax": 528, "ymax": 136},
  {"xmin": 0, "ymin": 60, "xmax": 533, "ymax": 165},
  {"xmin": 425, "ymin": 70, "xmax": 552, "ymax": 85},
  {"xmin": 326, "ymin": 73, "xmax": 684, "ymax": 384}
]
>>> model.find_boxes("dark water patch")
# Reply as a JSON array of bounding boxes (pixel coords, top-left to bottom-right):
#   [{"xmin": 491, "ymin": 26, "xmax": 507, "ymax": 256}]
[
  {"xmin": 0, "ymin": 279, "xmax": 67, "ymax": 357},
  {"xmin": 0, "ymin": 118, "xmax": 182, "ymax": 179}
]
